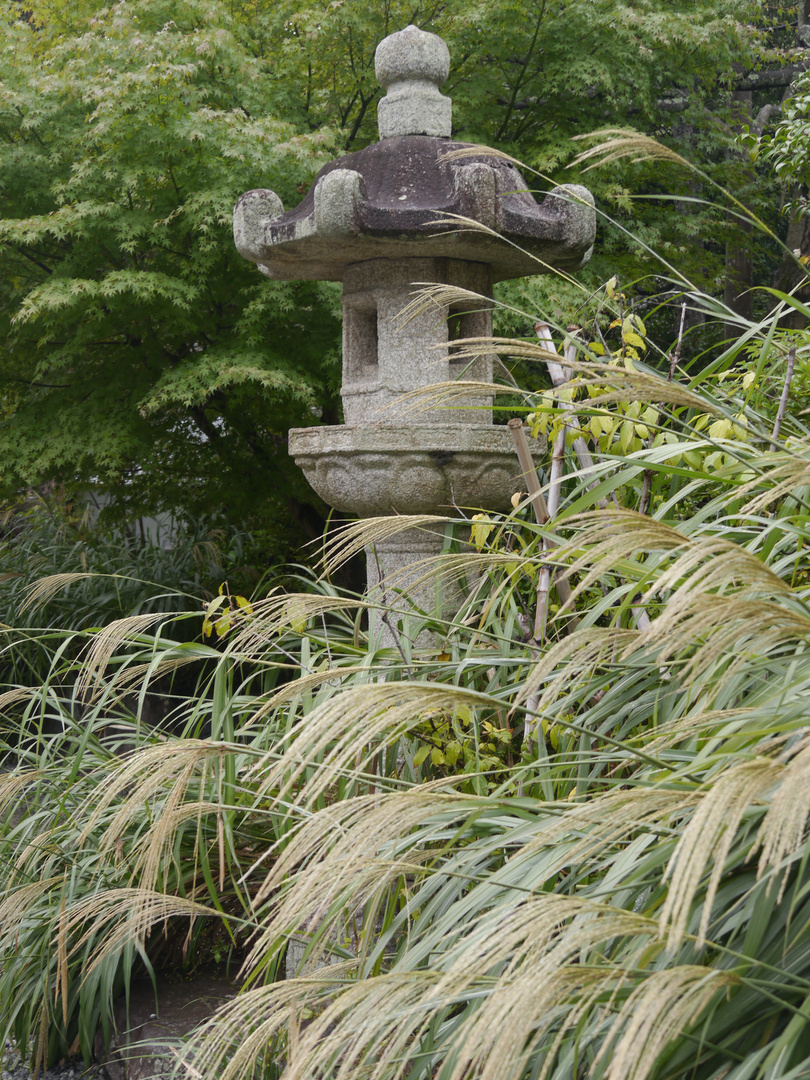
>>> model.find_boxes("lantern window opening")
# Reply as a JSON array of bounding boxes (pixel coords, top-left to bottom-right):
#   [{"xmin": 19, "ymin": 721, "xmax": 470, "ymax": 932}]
[{"xmin": 345, "ymin": 299, "xmax": 379, "ymax": 380}]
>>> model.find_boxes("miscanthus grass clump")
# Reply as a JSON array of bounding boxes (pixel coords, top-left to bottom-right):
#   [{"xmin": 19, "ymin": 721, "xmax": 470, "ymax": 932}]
[{"xmin": 4, "ymin": 140, "xmax": 810, "ymax": 1080}]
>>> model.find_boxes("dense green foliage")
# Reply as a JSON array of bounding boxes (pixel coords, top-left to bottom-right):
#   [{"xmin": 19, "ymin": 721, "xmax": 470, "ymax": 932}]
[
  {"xmin": 0, "ymin": 0, "xmax": 791, "ymax": 537},
  {"xmin": 0, "ymin": 0, "xmax": 342, "ymax": 527}
]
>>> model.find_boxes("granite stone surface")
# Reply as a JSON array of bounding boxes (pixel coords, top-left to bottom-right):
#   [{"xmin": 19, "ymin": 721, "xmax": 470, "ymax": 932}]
[
  {"xmin": 288, "ymin": 423, "xmax": 537, "ymax": 516},
  {"xmin": 375, "ymin": 25, "xmax": 451, "ymax": 139},
  {"xmin": 232, "ymin": 147, "xmax": 595, "ymax": 282},
  {"xmin": 234, "ymin": 23, "xmax": 592, "ymax": 646}
]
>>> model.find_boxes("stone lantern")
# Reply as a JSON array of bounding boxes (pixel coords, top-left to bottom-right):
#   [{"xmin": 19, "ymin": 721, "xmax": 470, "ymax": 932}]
[{"xmin": 234, "ymin": 25, "xmax": 596, "ymax": 646}]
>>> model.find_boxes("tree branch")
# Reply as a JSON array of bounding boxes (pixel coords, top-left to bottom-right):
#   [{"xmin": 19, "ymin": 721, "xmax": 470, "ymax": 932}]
[
  {"xmin": 751, "ymin": 102, "xmax": 782, "ymax": 136},
  {"xmin": 3, "ymin": 242, "xmax": 53, "ymax": 276}
]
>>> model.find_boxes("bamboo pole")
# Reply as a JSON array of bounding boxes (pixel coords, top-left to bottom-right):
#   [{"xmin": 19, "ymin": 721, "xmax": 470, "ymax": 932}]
[
  {"xmin": 536, "ymin": 323, "xmax": 608, "ymax": 508},
  {"xmin": 507, "ymin": 418, "xmax": 549, "ymax": 524}
]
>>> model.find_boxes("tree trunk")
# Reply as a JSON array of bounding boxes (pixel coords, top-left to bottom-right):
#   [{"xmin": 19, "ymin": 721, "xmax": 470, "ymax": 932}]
[
  {"xmin": 773, "ymin": 202, "xmax": 810, "ymax": 327},
  {"xmin": 724, "ymin": 87, "xmax": 754, "ymax": 333}
]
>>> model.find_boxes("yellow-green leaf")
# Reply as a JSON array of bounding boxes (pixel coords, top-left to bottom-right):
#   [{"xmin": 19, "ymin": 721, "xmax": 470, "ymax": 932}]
[
  {"xmin": 708, "ymin": 418, "xmax": 732, "ymax": 439},
  {"xmin": 622, "ymin": 331, "xmax": 646, "ymax": 350},
  {"xmin": 413, "ymin": 745, "xmax": 430, "ymax": 768},
  {"xmin": 470, "ymin": 514, "xmax": 494, "ymax": 551},
  {"xmin": 204, "ymin": 595, "xmax": 228, "ymax": 620},
  {"xmin": 620, "ymin": 419, "xmax": 634, "ymax": 453}
]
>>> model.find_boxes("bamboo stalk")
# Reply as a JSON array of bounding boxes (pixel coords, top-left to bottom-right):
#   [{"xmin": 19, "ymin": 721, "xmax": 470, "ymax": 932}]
[
  {"xmin": 534, "ymin": 321, "xmax": 569, "ymax": 383},
  {"xmin": 507, "ymin": 418, "xmax": 549, "ymax": 523},
  {"xmin": 772, "ymin": 344, "xmax": 796, "ymax": 443},
  {"xmin": 533, "ymin": 422, "xmax": 567, "ymax": 644},
  {"xmin": 668, "ymin": 302, "xmax": 687, "ymax": 382},
  {"xmin": 535, "ymin": 324, "xmax": 607, "ymax": 508},
  {"xmin": 507, "ymin": 421, "xmax": 574, "ymax": 606},
  {"xmin": 547, "ymin": 425, "xmax": 567, "ymax": 522}
]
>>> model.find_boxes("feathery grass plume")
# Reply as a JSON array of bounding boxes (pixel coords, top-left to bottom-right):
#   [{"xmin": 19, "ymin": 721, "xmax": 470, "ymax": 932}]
[
  {"xmin": 19, "ymin": 572, "xmax": 96, "ymax": 614},
  {"xmin": 124, "ymin": 795, "xmax": 242, "ymax": 900},
  {"xmin": 76, "ymin": 610, "xmax": 183, "ymax": 700},
  {"xmin": 237, "ymin": 664, "xmax": 376, "ymax": 732},
  {"xmin": 247, "ymin": 787, "xmax": 476, "ymax": 950},
  {"xmin": 321, "ymin": 517, "xmax": 537, "ymax": 617},
  {"xmin": 0, "ymin": 877, "xmax": 60, "ymax": 928},
  {"xmin": 189, "ymin": 881, "xmax": 668, "ymax": 1080},
  {"xmin": 753, "ymin": 740, "xmax": 810, "ymax": 901},
  {"xmin": 638, "ymin": 535, "xmax": 792, "ymax": 607},
  {"xmin": 76, "ymin": 740, "xmax": 230, "ymax": 853},
  {"xmin": 600, "ymin": 967, "xmax": 740, "ymax": 1080},
  {"xmin": 376, "ymin": 380, "xmax": 509, "ymax": 417},
  {"xmin": 183, "ymin": 970, "xmax": 432, "ymax": 1080},
  {"xmin": 0, "ymin": 686, "xmax": 38, "ymax": 711},
  {"xmin": 552, "ymin": 365, "xmax": 717, "ymax": 413},
  {"xmin": 643, "ymin": 706, "xmax": 758, "ymax": 752},
  {"xmin": 570, "ymin": 128, "xmax": 779, "ymax": 248},
  {"xmin": 547, "ymin": 509, "xmax": 691, "ymax": 606},
  {"xmin": 513, "ymin": 788, "xmax": 698, "ymax": 869},
  {"xmin": 289, "ymin": 933, "xmax": 628, "ymax": 1080},
  {"xmin": 639, "ymin": 594, "xmax": 810, "ymax": 686},
  {"xmin": 91, "ymin": 651, "xmax": 208, "ymax": 700},
  {"xmin": 64, "ymin": 888, "xmax": 218, "ymax": 971},
  {"xmin": 0, "ymin": 768, "xmax": 42, "ymax": 816},
  {"xmin": 550, "ymin": 509, "xmax": 793, "ymax": 618},
  {"xmin": 515, "ymin": 626, "xmax": 638, "ymax": 713},
  {"xmin": 246, "ymin": 787, "xmax": 698, "ymax": 984},
  {"xmin": 375, "ymin": 344, "xmax": 719, "ymax": 416},
  {"xmin": 395, "ymin": 284, "xmax": 493, "ymax": 326},
  {"xmin": 738, "ymin": 450, "xmax": 810, "ymax": 513},
  {"xmin": 571, "ymin": 128, "xmax": 694, "ymax": 172},
  {"xmin": 322, "ymin": 515, "xmax": 455, "ymax": 575},
  {"xmin": 249, "ymin": 681, "xmax": 499, "ymax": 811},
  {"xmin": 422, "ymin": 900, "xmax": 659, "ymax": 1080},
  {"xmin": 660, "ymin": 757, "xmax": 783, "ymax": 949},
  {"xmin": 440, "ymin": 145, "xmax": 526, "ymax": 168}
]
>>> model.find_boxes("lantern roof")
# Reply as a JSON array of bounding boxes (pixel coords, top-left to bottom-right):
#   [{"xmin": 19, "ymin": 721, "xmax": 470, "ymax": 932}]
[{"xmin": 234, "ymin": 26, "xmax": 595, "ymax": 284}]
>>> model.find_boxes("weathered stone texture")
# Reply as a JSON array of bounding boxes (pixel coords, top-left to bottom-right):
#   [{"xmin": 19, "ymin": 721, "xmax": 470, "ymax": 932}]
[
  {"xmin": 375, "ymin": 25, "xmax": 452, "ymax": 139},
  {"xmin": 234, "ymin": 23, "xmax": 595, "ymax": 648},
  {"xmin": 288, "ymin": 424, "xmax": 531, "ymax": 517},
  {"xmin": 340, "ymin": 258, "xmax": 493, "ymax": 425}
]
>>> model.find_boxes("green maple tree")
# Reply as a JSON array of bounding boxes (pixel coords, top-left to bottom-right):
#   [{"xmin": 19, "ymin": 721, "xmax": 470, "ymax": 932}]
[
  {"xmin": 0, "ymin": 0, "xmax": 792, "ymax": 539},
  {"xmin": 0, "ymin": 0, "xmax": 341, "ymax": 535}
]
